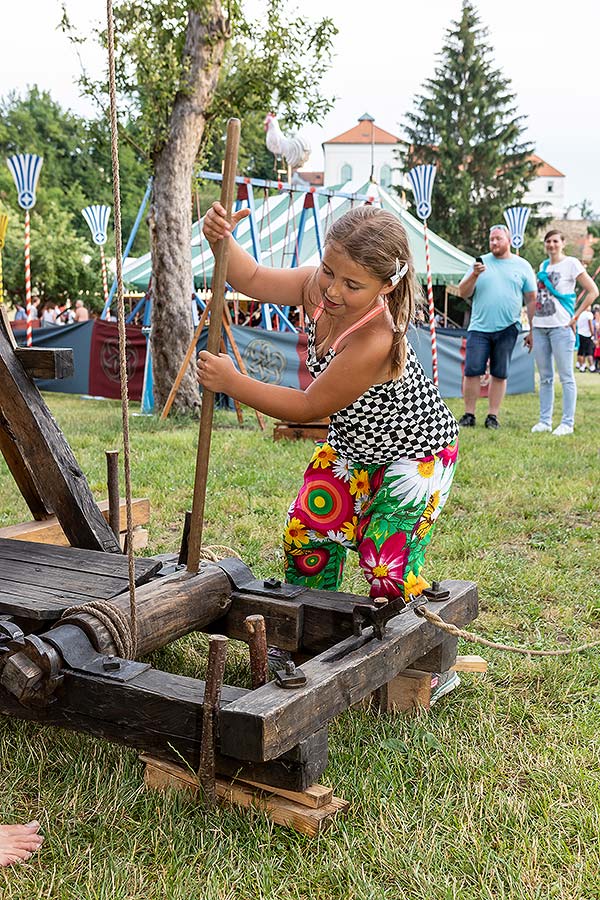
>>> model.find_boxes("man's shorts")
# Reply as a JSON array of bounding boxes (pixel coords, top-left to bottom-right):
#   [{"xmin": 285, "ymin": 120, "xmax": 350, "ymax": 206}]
[
  {"xmin": 464, "ymin": 323, "xmax": 519, "ymax": 380},
  {"xmin": 578, "ymin": 335, "xmax": 594, "ymax": 357}
]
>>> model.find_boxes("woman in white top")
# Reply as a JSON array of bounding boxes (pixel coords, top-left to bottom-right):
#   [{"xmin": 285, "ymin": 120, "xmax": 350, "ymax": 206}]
[{"xmin": 531, "ymin": 230, "xmax": 598, "ymax": 435}]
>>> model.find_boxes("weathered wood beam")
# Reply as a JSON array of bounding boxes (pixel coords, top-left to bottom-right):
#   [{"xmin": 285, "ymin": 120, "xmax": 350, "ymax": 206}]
[
  {"xmin": 14, "ymin": 348, "xmax": 74, "ymax": 380},
  {"xmin": 0, "ymin": 498, "xmax": 150, "ymax": 546},
  {"xmin": 218, "ymin": 581, "xmax": 478, "ymax": 762},
  {"xmin": 0, "ymin": 671, "xmax": 328, "ymax": 791},
  {"xmin": 0, "ymin": 316, "xmax": 120, "ymax": 551}
]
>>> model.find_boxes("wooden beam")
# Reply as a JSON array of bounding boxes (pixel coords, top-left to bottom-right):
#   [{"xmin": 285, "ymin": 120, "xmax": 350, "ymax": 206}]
[
  {"xmin": 0, "ymin": 318, "xmax": 120, "ymax": 552},
  {"xmin": 14, "ymin": 348, "xmax": 74, "ymax": 380},
  {"xmin": 451, "ymin": 655, "xmax": 488, "ymax": 673},
  {"xmin": 218, "ymin": 581, "xmax": 478, "ymax": 762},
  {"xmin": 0, "ymin": 497, "xmax": 150, "ymax": 546},
  {"xmin": 0, "ymin": 673, "xmax": 329, "ymax": 791}
]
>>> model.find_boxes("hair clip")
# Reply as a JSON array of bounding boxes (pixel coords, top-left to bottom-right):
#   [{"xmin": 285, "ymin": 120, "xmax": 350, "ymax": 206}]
[{"xmin": 390, "ymin": 258, "xmax": 408, "ymax": 287}]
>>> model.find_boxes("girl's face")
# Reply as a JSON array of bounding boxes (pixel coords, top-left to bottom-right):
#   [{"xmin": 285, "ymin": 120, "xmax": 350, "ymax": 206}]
[
  {"xmin": 544, "ymin": 234, "xmax": 565, "ymax": 255},
  {"xmin": 318, "ymin": 241, "xmax": 392, "ymax": 316}
]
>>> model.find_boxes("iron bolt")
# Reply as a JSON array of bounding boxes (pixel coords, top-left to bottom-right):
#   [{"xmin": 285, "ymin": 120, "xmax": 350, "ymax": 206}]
[
  {"xmin": 103, "ymin": 655, "xmax": 121, "ymax": 671},
  {"xmin": 284, "ymin": 660, "xmax": 296, "ymax": 675}
]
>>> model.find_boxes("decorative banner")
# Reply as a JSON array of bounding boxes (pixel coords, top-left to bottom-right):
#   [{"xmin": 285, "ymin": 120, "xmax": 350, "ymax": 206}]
[
  {"xmin": 6, "ymin": 154, "xmax": 43, "ymax": 210},
  {"xmin": 408, "ymin": 164, "xmax": 439, "ymax": 386},
  {"xmin": 82, "ymin": 204, "xmax": 111, "ymax": 245},
  {"xmin": 407, "ymin": 164, "xmax": 436, "ymax": 220},
  {"xmin": 503, "ymin": 206, "xmax": 530, "ymax": 249}
]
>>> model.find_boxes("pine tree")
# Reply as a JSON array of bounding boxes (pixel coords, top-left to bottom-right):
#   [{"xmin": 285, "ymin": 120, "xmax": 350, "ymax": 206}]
[{"xmin": 401, "ymin": 1, "xmax": 536, "ymax": 255}]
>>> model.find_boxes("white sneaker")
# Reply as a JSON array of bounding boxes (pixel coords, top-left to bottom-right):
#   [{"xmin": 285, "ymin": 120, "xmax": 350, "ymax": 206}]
[
  {"xmin": 552, "ymin": 424, "xmax": 574, "ymax": 436},
  {"xmin": 531, "ymin": 422, "xmax": 552, "ymax": 433},
  {"xmin": 590, "ymin": 365, "xmax": 596, "ymax": 373}
]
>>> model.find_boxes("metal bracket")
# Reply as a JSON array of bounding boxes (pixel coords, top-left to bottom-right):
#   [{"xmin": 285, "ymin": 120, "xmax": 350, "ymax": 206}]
[
  {"xmin": 274, "ymin": 660, "xmax": 307, "ymax": 689},
  {"xmin": 422, "ymin": 581, "xmax": 451, "ymax": 602},
  {"xmin": 352, "ymin": 593, "xmax": 427, "ymax": 640},
  {"xmin": 45, "ymin": 624, "xmax": 150, "ymax": 683},
  {"xmin": 215, "ymin": 558, "xmax": 305, "ymax": 600}
]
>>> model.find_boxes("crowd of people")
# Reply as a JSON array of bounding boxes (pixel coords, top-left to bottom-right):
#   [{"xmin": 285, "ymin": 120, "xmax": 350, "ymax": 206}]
[{"xmin": 12, "ymin": 298, "xmax": 90, "ymax": 326}]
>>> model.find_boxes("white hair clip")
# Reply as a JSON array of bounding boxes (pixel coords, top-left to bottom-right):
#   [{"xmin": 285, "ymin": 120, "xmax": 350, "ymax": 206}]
[{"xmin": 390, "ymin": 258, "xmax": 408, "ymax": 287}]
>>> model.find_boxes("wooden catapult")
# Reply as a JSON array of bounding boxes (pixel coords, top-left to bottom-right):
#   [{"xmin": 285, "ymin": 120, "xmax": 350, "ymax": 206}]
[
  {"xmin": 0, "ymin": 117, "xmax": 482, "ymax": 834},
  {"xmin": 0, "ymin": 303, "xmax": 480, "ymax": 833}
]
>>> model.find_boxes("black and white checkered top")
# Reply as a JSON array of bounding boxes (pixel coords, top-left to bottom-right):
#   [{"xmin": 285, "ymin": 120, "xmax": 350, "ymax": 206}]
[{"xmin": 306, "ymin": 306, "xmax": 458, "ymax": 464}]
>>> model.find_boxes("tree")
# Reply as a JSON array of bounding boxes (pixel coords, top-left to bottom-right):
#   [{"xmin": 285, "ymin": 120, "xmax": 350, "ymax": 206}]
[
  {"xmin": 401, "ymin": 1, "xmax": 537, "ymax": 255},
  {"xmin": 0, "ymin": 87, "xmax": 150, "ymax": 308},
  {"xmin": 74, "ymin": 0, "xmax": 336, "ymax": 413}
]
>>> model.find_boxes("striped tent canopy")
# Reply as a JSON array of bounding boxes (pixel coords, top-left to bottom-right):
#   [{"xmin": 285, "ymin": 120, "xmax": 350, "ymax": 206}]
[{"xmin": 123, "ymin": 179, "xmax": 473, "ymax": 290}]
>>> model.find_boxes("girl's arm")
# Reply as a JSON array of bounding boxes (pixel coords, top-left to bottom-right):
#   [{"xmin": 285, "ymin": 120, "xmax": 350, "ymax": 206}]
[
  {"xmin": 198, "ymin": 330, "xmax": 392, "ymax": 423},
  {"xmin": 204, "ymin": 202, "xmax": 316, "ymax": 307}
]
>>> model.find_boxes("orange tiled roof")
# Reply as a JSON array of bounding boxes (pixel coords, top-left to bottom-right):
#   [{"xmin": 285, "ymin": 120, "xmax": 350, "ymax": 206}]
[
  {"xmin": 325, "ymin": 122, "xmax": 400, "ymax": 145},
  {"xmin": 530, "ymin": 154, "xmax": 565, "ymax": 178}
]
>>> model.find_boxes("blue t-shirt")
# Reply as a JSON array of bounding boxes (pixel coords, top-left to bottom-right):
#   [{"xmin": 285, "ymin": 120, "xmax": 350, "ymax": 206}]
[{"xmin": 468, "ymin": 253, "xmax": 537, "ymax": 332}]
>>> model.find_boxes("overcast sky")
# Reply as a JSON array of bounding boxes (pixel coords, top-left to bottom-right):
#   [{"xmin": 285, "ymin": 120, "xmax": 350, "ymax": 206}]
[{"xmin": 1, "ymin": 0, "xmax": 599, "ymax": 211}]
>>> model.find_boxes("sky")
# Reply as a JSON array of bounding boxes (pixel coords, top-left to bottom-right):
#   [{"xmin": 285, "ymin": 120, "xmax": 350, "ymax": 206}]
[{"xmin": 1, "ymin": 0, "xmax": 599, "ymax": 211}]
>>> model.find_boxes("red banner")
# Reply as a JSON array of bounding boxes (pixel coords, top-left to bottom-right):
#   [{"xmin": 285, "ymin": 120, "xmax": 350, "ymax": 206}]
[{"xmin": 88, "ymin": 319, "xmax": 146, "ymax": 401}]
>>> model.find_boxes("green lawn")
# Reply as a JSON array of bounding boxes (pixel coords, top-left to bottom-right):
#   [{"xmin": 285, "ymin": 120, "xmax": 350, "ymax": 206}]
[{"xmin": 1, "ymin": 376, "xmax": 599, "ymax": 899}]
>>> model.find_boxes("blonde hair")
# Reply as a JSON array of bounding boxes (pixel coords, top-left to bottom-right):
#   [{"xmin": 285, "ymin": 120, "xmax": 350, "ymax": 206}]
[{"xmin": 307, "ymin": 206, "xmax": 421, "ymax": 378}]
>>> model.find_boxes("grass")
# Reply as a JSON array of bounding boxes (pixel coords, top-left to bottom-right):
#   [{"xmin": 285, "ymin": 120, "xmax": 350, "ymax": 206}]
[{"xmin": 1, "ymin": 375, "xmax": 599, "ymax": 899}]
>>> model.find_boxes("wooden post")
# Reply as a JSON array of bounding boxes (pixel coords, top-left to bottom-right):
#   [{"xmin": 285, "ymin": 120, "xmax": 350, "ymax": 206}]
[
  {"xmin": 159, "ymin": 303, "xmax": 210, "ymax": 421},
  {"xmin": 198, "ymin": 634, "xmax": 228, "ymax": 805},
  {"xmin": 187, "ymin": 118, "xmax": 241, "ymax": 573},
  {"xmin": 105, "ymin": 450, "xmax": 120, "ymax": 540},
  {"xmin": 244, "ymin": 614, "xmax": 268, "ymax": 689}
]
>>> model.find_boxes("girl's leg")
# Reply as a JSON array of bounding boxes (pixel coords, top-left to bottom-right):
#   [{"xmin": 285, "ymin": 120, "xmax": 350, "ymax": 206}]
[
  {"xmin": 356, "ymin": 444, "xmax": 458, "ymax": 600},
  {"xmin": 550, "ymin": 326, "xmax": 577, "ymax": 427},
  {"xmin": 532, "ymin": 327, "xmax": 555, "ymax": 427},
  {"xmin": 284, "ymin": 443, "xmax": 356, "ymax": 591}
]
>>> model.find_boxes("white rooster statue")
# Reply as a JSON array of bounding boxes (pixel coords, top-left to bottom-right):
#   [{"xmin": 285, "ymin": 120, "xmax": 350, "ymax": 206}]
[{"xmin": 264, "ymin": 112, "xmax": 311, "ymax": 180}]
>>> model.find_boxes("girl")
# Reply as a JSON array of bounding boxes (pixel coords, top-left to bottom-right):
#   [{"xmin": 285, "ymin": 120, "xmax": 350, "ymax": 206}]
[
  {"xmin": 198, "ymin": 202, "xmax": 459, "ymax": 605},
  {"xmin": 530, "ymin": 230, "xmax": 599, "ymax": 435}
]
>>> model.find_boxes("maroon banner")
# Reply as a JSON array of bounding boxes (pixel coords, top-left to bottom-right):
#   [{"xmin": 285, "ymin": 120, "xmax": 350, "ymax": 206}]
[{"xmin": 88, "ymin": 319, "xmax": 146, "ymax": 401}]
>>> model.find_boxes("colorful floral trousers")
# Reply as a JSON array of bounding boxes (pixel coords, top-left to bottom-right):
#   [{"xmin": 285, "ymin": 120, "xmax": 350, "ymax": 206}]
[{"xmin": 283, "ymin": 440, "xmax": 458, "ymax": 602}]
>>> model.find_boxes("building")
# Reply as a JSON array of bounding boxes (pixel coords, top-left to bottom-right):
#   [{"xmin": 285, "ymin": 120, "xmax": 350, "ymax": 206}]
[
  {"xmin": 300, "ymin": 115, "xmax": 569, "ymax": 218},
  {"xmin": 320, "ymin": 113, "xmax": 405, "ymax": 190},
  {"xmin": 522, "ymin": 155, "xmax": 566, "ymax": 218}
]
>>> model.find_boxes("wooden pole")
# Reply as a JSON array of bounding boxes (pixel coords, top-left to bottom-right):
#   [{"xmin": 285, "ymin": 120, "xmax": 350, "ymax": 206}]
[
  {"xmin": 198, "ymin": 634, "xmax": 228, "ymax": 805},
  {"xmin": 160, "ymin": 302, "xmax": 210, "ymax": 420},
  {"xmin": 244, "ymin": 614, "xmax": 268, "ymax": 689},
  {"xmin": 105, "ymin": 450, "xmax": 120, "ymax": 540},
  {"xmin": 187, "ymin": 118, "xmax": 241, "ymax": 573}
]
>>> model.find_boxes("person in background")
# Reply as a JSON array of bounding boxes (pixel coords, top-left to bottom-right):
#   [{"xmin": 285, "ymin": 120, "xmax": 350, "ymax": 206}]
[
  {"xmin": 73, "ymin": 300, "xmax": 90, "ymax": 322},
  {"xmin": 592, "ymin": 306, "xmax": 600, "ymax": 373},
  {"xmin": 40, "ymin": 302, "xmax": 57, "ymax": 327},
  {"xmin": 457, "ymin": 224, "xmax": 537, "ymax": 430},
  {"xmin": 576, "ymin": 305, "xmax": 595, "ymax": 372},
  {"xmin": 530, "ymin": 230, "xmax": 599, "ymax": 435},
  {"xmin": 13, "ymin": 303, "xmax": 27, "ymax": 321}
]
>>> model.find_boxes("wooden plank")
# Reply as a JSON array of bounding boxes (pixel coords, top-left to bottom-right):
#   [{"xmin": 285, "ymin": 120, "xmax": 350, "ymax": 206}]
[
  {"xmin": 0, "ymin": 536, "xmax": 159, "ymax": 581},
  {"xmin": 142, "ymin": 757, "xmax": 347, "ymax": 836},
  {"xmin": 0, "ymin": 318, "xmax": 120, "ymax": 552},
  {"xmin": 0, "ymin": 672, "xmax": 329, "ymax": 791},
  {"xmin": 451, "ymin": 655, "xmax": 488, "ymax": 673},
  {"xmin": 219, "ymin": 580, "xmax": 479, "ymax": 762},
  {"xmin": 0, "ymin": 557, "xmax": 137, "ymax": 599},
  {"xmin": 380, "ymin": 669, "xmax": 432, "ymax": 713},
  {"xmin": 273, "ymin": 423, "xmax": 329, "ymax": 442},
  {"xmin": 14, "ymin": 348, "xmax": 74, "ymax": 380},
  {"xmin": 237, "ymin": 778, "xmax": 333, "ymax": 809},
  {"xmin": 207, "ymin": 592, "xmax": 304, "ymax": 651},
  {"xmin": 0, "ymin": 498, "xmax": 150, "ymax": 545}
]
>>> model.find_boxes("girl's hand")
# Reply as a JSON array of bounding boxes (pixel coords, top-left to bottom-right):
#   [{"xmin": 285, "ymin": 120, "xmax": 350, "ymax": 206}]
[
  {"xmin": 196, "ymin": 350, "xmax": 237, "ymax": 393},
  {"xmin": 202, "ymin": 201, "xmax": 250, "ymax": 244}
]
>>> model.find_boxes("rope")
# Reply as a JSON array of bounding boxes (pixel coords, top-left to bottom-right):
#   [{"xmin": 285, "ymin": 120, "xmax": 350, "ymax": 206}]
[
  {"xmin": 417, "ymin": 605, "xmax": 600, "ymax": 658},
  {"xmin": 106, "ymin": 0, "xmax": 137, "ymax": 656},
  {"xmin": 196, "ymin": 544, "xmax": 242, "ymax": 562},
  {"xmin": 61, "ymin": 600, "xmax": 135, "ymax": 660}
]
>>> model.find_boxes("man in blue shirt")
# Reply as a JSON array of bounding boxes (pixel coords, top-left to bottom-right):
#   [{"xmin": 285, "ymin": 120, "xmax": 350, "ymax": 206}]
[{"xmin": 457, "ymin": 225, "xmax": 536, "ymax": 429}]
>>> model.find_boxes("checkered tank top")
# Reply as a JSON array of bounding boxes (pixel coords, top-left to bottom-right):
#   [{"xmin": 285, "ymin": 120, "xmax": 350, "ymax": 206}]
[{"xmin": 306, "ymin": 304, "xmax": 458, "ymax": 464}]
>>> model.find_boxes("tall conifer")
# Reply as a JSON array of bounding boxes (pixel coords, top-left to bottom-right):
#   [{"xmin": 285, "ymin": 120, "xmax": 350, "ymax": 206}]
[{"xmin": 402, "ymin": 1, "xmax": 536, "ymax": 254}]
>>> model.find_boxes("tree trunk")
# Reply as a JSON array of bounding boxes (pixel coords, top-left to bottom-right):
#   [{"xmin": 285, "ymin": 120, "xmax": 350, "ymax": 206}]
[{"xmin": 149, "ymin": 4, "xmax": 230, "ymax": 414}]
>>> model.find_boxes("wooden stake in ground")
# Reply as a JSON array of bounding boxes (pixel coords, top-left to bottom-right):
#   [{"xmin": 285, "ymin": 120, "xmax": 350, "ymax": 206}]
[
  {"xmin": 198, "ymin": 634, "xmax": 228, "ymax": 805},
  {"xmin": 244, "ymin": 614, "xmax": 268, "ymax": 689},
  {"xmin": 187, "ymin": 117, "xmax": 241, "ymax": 573}
]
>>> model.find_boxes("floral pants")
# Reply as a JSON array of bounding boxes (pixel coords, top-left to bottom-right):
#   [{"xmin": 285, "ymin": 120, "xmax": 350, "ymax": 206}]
[{"xmin": 283, "ymin": 440, "xmax": 458, "ymax": 602}]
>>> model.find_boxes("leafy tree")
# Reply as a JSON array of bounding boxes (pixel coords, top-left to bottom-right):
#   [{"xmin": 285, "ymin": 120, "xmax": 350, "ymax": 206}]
[
  {"xmin": 70, "ymin": 0, "xmax": 336, "ymax": 413},
  {"xmin": 0, "ymin": 87, "xmax": 150, "ymax": 309},
  {"xmin": 401, "ymin": 0, "xmax": 537, "ymax": 255}
]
